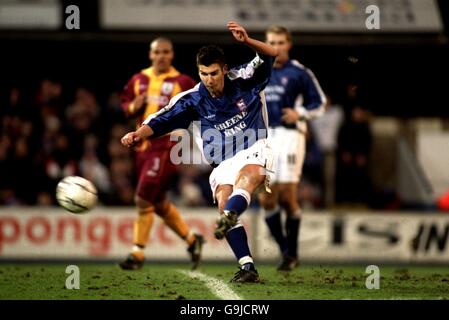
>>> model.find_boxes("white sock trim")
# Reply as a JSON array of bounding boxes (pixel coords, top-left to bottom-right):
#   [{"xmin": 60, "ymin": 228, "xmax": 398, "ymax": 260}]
[
  {"xmin": 230, "ymin": 188, "xmax": 251, "ymax": 205},
  {"xmin": 238, "ymin": 256, "xmax": 254, "ymax": 266},
  {"xmin": 229, "ymin": 223, "xmax": 243, "ymax": 231},
  {"xmin": 186, "ymin": 230, "xmax": 194, "ymax": 239},
  {"xmin": 132, "ymin": 245, "xmax": 144, "ymax": 253}
]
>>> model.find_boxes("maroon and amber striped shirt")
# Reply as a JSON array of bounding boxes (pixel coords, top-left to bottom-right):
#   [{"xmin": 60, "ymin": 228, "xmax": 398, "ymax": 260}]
[{"xmin": 121, "ymin": 66, "xmax": 196, "ymax": 152}]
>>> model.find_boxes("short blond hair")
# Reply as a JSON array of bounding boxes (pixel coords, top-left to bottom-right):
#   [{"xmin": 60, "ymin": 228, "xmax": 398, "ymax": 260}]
[{"xmin": 265, "ymin": 25, "xmax": 292, "ymax": 42}]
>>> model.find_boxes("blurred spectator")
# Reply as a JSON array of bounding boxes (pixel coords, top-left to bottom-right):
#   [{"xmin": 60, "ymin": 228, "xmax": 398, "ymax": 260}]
[
  {"xmin": 40, "ymin": 114, "xmax": 63, "ymax": 156},
  {"xmin": 106, "ymin": 124, "xmax": 136, "ymax": 205},
  {"xmin": 311, "ymin": 94, "xmax": 344, "ymax": 154},
  {"xmin": 0, "ymin": 87, "xmax": 41, "ymax": 204},
  {"xmin": 11, "ymin": 136, "xmax": 37, "ymax": 204},
  {"xmin": 105, "ymin": 91, "xmax": 128, "ymax": 125},
  {"xmin": 2, "ymin": 87, "xmax": 36, "ymax": 121},
  {"xmin": 336, "ymin": 96, "xmax": 373, "ymax": 205},
  {"xmin": 35, "ymin": 79, "xmax": 63, "ymax": 109},
  {"xmin": 66, "ymin": 87, "xmax": 101, "ymax": 128},
  {"xmin": 39, "ymin": 132, "xmax": 79, "ymax": 204},
  {"xmin": 108, "ymin": 157, "xmax": 135, "ymax": 205},
  {"xmin": 35, "ymin": 79, "xmax": 65, "ymax": 130},
  {"xmin": 79, "ymin": 134, "xmax": 112, "ymax": 199},
  {"xmin": 65, "ymin": 87, "xmax": 102, "ymax": 159},
  {"xmin": 310, "ymin": 94, "xmax": 344, "ymax": 207},
  {"xmin": 0, "ymin": 135, "xmax": 18, "ymax": 205}
]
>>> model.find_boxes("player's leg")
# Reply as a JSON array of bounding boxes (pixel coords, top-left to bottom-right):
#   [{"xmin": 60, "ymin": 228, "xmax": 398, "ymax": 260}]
[
  {"xmin": 215, "ymin": 182, "xmax": 260, "ymax": 283},
  {"xmin": 153, "ymin": 151, "xmax": 205, "ymax": 270},
  {"xmin": 277, "ymin": 182, "xmax": 301, "ymax": 271},
  {"xmin": 271, "ymin": 128, "xmax": 305, "ymax": 271},
  {"xmin": 215, "ymin": 164, "xmax": 266, "ymax": 239},
  {"xmin": 120, "ymin": 151, "xmax": 204, "ymax": 270},
  {"xmin": 215, "ymin": 184, "xmax": 234, "ymax": 219},
  {"xmin": 258, "ymin": 185, "xmax": 289, "ymax": 256},
  {"xmin": 211, "ymin": 140, "xmax": 273, "ymax": 282},
  {"xmin": 155, "ymin": 199, "xmax": 205, "ymax": 270},
  {"xmin": 258, "ymin": 127, "xmax": 289, "ymax": 259},
  {"xmin": 119, "ymin": 152, "xmax": 156, "ymax": 270},
  {"xmin": 119, "ymin": 195, "xmax": 155, "ymax": 270}
]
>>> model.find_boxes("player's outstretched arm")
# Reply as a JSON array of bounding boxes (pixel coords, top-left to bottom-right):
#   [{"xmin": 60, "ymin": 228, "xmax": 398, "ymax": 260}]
[
  {"xmin": 227, "ymin": 21, "xmax": 278, "ymax": 57},
  {"xmin": 121, "ymin": 125, "xmax": 154, "ymax": 148}
]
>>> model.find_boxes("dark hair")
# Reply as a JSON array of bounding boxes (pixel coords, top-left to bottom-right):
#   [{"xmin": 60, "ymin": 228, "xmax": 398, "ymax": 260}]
[{"xmin": 196, "ymin": 45, "xmax": 226, "ymax": 67}]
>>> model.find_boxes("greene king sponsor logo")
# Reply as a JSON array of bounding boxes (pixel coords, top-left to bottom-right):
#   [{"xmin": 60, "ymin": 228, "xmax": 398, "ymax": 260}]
[{"xmin": 169, "ymin": 121, "xmax": 267, "ymax": 165}]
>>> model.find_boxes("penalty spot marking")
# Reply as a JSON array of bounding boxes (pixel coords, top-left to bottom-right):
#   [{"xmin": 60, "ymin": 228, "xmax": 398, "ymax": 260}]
[{"xmin": 178, "ymin": 270, "xmax": 242, "ymax": 300}]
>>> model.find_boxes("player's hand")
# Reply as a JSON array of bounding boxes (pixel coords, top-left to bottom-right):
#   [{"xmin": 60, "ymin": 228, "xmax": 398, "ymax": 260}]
[
  {"xmin": 121, "ymin": 131, "xmax": 141, "ymax": 148},
  {"xmin": 227, "ymin": 21, "xmax": 249, "ymax": 43},
  {"xmin": 281, "ymin": 108, "xmax": 301, "ymax": 124}
]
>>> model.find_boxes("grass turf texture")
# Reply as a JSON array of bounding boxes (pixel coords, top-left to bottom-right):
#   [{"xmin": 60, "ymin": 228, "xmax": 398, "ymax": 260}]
[{"xmin": 1, "ymin": 263, "xmax": 448, "ymax": 300}]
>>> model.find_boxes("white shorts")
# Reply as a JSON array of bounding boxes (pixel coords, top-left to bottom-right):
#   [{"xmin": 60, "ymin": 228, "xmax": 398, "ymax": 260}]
[
  {"xmin": 268, "ymin": 127, "xmax": 305, "ymax": 184},
  {"xmin": 209, "ymin": 139, "xmax": 274, "ymax": 200}
]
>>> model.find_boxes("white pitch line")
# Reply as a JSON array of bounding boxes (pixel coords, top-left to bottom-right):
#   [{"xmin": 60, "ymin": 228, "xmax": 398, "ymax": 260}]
[{"xmin": 178, "ymin": 270, "xmax": 242, "ymax": 300}]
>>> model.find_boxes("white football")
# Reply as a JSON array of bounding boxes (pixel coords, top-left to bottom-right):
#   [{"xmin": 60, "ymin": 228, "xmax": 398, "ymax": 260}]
[{"xmin": 56, "ymin": 176, "xmax": 98, "ymax": 214}]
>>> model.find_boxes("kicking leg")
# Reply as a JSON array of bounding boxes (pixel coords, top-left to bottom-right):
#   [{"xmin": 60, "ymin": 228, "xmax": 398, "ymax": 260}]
[{"xmin": 215, "ymin": 165, "xmax": 265, "ymax": 282}]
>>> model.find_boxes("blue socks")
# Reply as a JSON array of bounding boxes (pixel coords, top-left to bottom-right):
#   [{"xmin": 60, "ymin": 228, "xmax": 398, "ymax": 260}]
[
  {"xmin": 224, "ymin": 189, "xmax": 250, "ymax": 216},
  {"xmin": 224, "ymin": 189, "xmax": 255, "ymax": 270},
  {"xmin": 286, "ymin": 216, "xmax": 301, "ymax": 258},
  {"xmin": 226, "ymin": 226, "xmax": 255, "ymax": 270},
  {"xmin": 265, "ymin": 207, "xmax": 302, "ymax": 258},
  {"xmin": 264, "ymin": 207, "xmax": 288, "ymax": 254}
]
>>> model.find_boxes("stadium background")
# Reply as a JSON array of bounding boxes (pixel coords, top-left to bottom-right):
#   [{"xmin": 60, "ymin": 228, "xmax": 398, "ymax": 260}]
[{"xmin": 1, "ymin": 0, "xmax": 449, "ymax": 300}]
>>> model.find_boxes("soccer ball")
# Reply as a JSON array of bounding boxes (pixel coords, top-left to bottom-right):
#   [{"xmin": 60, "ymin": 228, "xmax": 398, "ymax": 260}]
[{"xmin": 56, "ymin": 176, "xmax": 98, "ymax": 214}]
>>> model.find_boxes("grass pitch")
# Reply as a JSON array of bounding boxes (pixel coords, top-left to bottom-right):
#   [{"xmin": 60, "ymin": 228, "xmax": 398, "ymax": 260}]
[{"xmin": 1, "ymin": 262, "xmax": 448, "ymax": 300}]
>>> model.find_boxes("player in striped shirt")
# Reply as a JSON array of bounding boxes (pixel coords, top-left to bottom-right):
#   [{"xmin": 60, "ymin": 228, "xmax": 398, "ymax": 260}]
[{"xmin": 119, "ymin": 37, "xmax": 204, "ymax": 271}]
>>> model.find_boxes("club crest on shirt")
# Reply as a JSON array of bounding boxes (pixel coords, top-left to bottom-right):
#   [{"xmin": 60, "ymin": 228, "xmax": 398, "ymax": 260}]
[
  {"xmin": 236, "ymin": 98, "xmax": 247, "ymax": 111},
  {"xmin": 161, "ymin": 82, "xmax": 174, "ymax": 95},
  {"xmin": 281, "ymin": 76, "xmax": 289, "ymax": 86}
]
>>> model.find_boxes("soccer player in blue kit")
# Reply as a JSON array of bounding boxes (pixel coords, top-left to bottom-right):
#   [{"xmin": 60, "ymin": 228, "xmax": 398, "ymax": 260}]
[
  {"xmin": 121, "ymin": 21, "xmax": 278, "ymax": 283},
  {"xmin": 259, "ymin": 25, "xmax": 327, "ymax": 271}
]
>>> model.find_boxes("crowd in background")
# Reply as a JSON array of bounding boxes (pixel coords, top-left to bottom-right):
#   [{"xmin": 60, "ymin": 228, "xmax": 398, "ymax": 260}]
[{"xmin": 0, "ymin": 78, "xmax": 374, "ymax": 209}]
